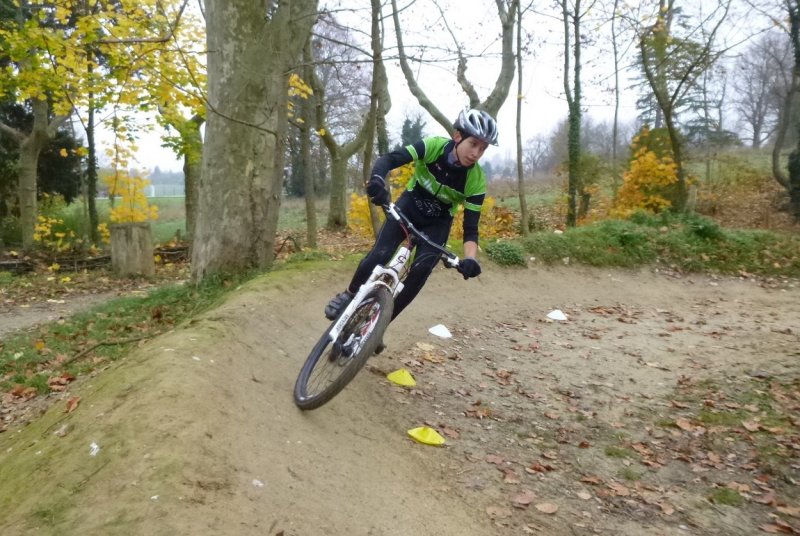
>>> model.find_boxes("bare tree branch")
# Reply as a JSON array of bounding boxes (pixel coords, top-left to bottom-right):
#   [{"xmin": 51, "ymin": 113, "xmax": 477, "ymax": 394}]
[{"xmin": 390, "ymin": 0, "xmax": 451, "ymax": 131}]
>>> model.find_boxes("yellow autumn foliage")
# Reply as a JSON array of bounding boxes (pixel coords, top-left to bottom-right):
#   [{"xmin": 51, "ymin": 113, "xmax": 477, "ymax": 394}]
[
  {"xmin": 102, "ymin": 171, "xmax": 159, "ymax": 223},
  {"xmin": 347, "ymin": 163, "xmax": 515, "ymax": 241},
  {"xmin": 612, "ymin": 144, "xmax": 678, "ymax": 218}
]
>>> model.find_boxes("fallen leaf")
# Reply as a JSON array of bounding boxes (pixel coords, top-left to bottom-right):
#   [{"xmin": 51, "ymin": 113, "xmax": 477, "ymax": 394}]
[
  {"xmin": 535, "ymin": 502, "xmax": 559, "ymax": 514},
  {"xmin": 576, "ymin": 491, "xmax": 592, "ymax": 500},
  {"xmin": 727, "ymin": 482, "xmax": 750, "ymax": 493},
  {"xmin": 675, "ymin": 417, "xmax": 694, "ymax": 431},
  {"xmin": 777, "ymin": 506, "xmax": 800, "ymax": 518},
  {"xmin": 608, "ymin": 482, "xmax": 631, "ymax": 496},
  {"xmin": 465, "ymin": 408, "xmax": 492, "ymax": 419},
  {"xmin": 485, "ymin": 454, "xmax": 505, "ymax": 465},
  {"xmin": 502, "ymin": 468, "xmax": 520, "ymax": 484},
  {"xmin": 65, "ymin": 396, "xmax": 81, "ymax": 413},
  {"xmin": 753, "ymin": 493, "xmax": 776, "ymax": 506},
  {"xmin": 581, "ymin": 475, "xmax": 603, "ymax": 485},
  {"xmin": 660, "ymin": 502, "xmax": 675, "ymax": 516},
  {"xmin": 441, "ymin": 426, "xmax": 460, "ymax": 439},
  {"xmin": 742, "ymin": 420, "xmax": 761, "ymax": 432},
  {"xmin": 486, "ymin": 505, "xmax": 513, "ymax": 519},
  {"xmin": 512, "ymin": 490, "xmax": 537, "ymax": 508},
  {"xmin": 526, "ymin": 462, "xmax": 554, "ymax": 473},
  {"xmin": 759, "ymin": 522, "xmax": 796, "ymax": 534}
]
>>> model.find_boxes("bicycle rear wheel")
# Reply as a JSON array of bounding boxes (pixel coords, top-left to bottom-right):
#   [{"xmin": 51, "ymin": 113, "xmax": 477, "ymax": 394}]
[{"xmin": 293, "ymin": 287, "xmax": 394, "ymax": 410}]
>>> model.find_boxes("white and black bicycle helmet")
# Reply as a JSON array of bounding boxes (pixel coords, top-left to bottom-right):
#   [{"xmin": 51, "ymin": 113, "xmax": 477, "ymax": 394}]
[{"xmin": 454, "ymin": 108, "xmax": 499, "ymax": 146}]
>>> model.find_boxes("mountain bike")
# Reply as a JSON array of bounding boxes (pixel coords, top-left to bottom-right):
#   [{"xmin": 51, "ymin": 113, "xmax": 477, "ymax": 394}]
[{"xmin": 293, "ymin": 203, "xmax": 462, "ymax": 410}]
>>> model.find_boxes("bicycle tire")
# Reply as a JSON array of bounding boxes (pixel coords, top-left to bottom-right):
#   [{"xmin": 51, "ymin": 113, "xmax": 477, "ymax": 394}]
[{"xmin": 293, "ymin": 287, "xmax": 394, "ymax": 410}]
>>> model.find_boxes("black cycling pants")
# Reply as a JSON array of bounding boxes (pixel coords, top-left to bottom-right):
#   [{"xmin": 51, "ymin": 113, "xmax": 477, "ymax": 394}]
[{"xmin": 347, "ymin": 193, "xmax": 453, "ymax": 320}]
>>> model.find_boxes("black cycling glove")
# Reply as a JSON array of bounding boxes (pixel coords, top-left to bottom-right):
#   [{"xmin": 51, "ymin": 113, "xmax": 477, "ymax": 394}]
[
  {"xmin": 459, "ymin": 257, "xmax": 481, "ymax": 279},
  {"xmin": 366, "ymin": 175, "xmax": 390, "ymax": 206}
]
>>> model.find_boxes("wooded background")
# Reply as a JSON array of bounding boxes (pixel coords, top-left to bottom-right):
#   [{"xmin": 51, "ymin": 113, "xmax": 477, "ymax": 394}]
[{"xmin": 0, "ymin": 0, "xmax": 798, "ymax": 282}]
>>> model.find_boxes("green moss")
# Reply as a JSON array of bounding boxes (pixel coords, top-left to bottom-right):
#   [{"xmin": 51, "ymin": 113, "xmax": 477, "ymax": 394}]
[{"xmin": 709, "ymin": 487, "xmax": 744, "ymax": 507}]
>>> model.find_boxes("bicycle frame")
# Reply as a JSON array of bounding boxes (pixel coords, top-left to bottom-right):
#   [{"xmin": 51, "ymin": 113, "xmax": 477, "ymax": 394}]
[{"xmin": 327, "ymin": 203, "xmax": 459, "ymax": 342}]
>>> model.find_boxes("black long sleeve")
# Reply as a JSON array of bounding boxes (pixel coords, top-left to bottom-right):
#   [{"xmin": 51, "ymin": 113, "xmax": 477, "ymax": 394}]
[{"xmin": 370, "ymin": 140, "xmax": 425, "ymax": 179}]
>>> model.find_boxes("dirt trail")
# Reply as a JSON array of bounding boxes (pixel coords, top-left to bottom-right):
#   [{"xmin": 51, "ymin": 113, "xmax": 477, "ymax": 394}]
[{"xmin": 0, "ymin": 263, "xmax": 798, "ymax": 535}]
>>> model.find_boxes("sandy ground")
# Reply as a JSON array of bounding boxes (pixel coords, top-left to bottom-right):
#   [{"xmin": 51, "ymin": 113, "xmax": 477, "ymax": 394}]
[{"xmin": 0, "ymin": 263, "xmax": 798, "ymax": 535}]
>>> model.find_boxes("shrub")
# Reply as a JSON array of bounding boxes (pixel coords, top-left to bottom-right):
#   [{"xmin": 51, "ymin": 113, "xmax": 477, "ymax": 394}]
[
  {"xmin": 613, "ymin": 147, "xmax": 678, "ymax": 216},
  {"xmin": 612, "ymin": 126, "xmax": 680, "ymax": 217},
  {"xmin": 685, "ymin": 214, "xmax": 724, "ymax": 240},
  {"xmin": 485, "ymin": 241, "xmax": 526, "ymax": 266},
  {"xmin": 347, "ymin": 163, "xmax": 516, "ymax": 242}
]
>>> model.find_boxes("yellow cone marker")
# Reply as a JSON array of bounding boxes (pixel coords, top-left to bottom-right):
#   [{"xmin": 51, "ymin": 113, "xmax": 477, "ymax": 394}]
[
  {"xmin": 387, "ymin": 368, "xmax": 416, "ymax": 387},
  {"xmin": 407, "ymin": 426, "xmax": 445, "ymax": 446}
]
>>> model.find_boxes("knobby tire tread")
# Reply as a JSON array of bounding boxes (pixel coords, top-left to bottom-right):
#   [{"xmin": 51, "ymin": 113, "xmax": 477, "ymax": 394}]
[{"xmin": 293, "ymin": 287, "xmax": 393, "ymax": 410}]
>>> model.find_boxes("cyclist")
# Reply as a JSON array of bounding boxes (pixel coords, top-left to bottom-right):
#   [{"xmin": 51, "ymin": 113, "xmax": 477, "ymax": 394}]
[{"xmin": 324, "ymin": 108, "xmax": 498, "ymax": 342}]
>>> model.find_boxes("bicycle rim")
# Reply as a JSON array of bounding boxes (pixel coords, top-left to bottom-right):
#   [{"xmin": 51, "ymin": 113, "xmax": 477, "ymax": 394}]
[{"xmin": 293, "ymin": 288, "xmax": 393, "ymax": 410}]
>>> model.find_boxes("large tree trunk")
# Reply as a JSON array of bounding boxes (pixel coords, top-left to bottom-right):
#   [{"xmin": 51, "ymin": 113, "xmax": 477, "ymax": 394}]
[
  {"xmin": 192, "ymin": 0, "xmax": 317, "ymax": 280},
  {"xmin": 18, "ymin": 99, "xmax": 53, "ymax": 249}
]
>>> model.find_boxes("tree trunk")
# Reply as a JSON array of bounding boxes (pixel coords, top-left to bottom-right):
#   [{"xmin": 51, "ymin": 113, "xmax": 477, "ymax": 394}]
[
  {"xmin": 515, "ymin": 1, "xmax": 529, "ymax": 236},
  {"xmin": 110, "ymin": 222, "xmax": 155, "ymax": 277},
  {"xmin": 785, "ymin": 0, "xmax": 800, "ymax": 221},
  {"xmin": 18, "ymin": 99, "xmax": 51, "ymax": 249},
  {"xmin": 301, "ymin": 126, "xmax": 317, "ymax": 249},
  {"xmin": 664, "ymin": 111, "xmax": 688, "ymax": 211},
  {"xmin": 300, "ymin": 43, "xmax": 317, "ymax": 249},
  {"xmin": 367, "ymin": 0, "xmax": 391, "ymax": 237},
  {"xmin": 192, "ymin": 0, "xmax": 317, "ymax": 281},
  {"xmin": 182, "ymin": 114, "xmax": 204, "ymax": 242},
  {"xmin": 87, "ymin": 90, "xmax": 100, "ymax": 244},
  {"xmin": 611, "ymin": 0, "xmax": 621, "ymax": 197},
  {"xmin": 299, "ymin": 46, "xmax": 318, "ymax": 249},
  {"xmin": 308, "ymin": 45, "xmax": 373, "ymax": 231},
  {"xmin": 563, "ymin": 0, "xmax": 582, "ymax": 228},
  {"xmin": 327, "ymin": 156, "xmax": 349, "ymax": 228},
  {"xmin": 362, "ymin": 98, "xmax": 380, "ymax": 236}
]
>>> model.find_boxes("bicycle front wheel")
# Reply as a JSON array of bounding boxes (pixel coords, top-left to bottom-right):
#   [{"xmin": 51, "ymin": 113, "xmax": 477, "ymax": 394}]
[{"xmin": 293, "ymin": 287, "xmax": 394, "ymax": 410}]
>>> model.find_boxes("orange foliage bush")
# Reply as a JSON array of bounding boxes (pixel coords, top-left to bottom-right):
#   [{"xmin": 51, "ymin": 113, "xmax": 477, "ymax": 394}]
[
  {"xmin": 612, "ymin": 126, "xmax": 678, "ymax": 218},
  {"xmin": 347, "ymin": 163, "xmax": 515, "ymax": 241}
]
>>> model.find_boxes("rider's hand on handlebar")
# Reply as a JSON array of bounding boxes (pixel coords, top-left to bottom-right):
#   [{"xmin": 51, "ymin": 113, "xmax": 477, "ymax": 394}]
[
  {"xmin": 366, "ymin": 175, "xmax": 391, "ymax": 206},
  {"xmin": 458, "ymin": 257, "xmax": 481, "ymax": 279}
]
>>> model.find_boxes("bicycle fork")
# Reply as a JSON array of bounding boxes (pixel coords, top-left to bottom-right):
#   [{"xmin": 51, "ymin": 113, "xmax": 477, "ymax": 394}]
[{"xmin": 327, "ymin": 245, "xmax": 411, "ymax": 343}]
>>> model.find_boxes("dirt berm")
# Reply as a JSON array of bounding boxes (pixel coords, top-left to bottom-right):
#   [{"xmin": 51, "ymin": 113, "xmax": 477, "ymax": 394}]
[{"xmin": 1, "ymin": 262, "xmax": 798, "ymax": 535}]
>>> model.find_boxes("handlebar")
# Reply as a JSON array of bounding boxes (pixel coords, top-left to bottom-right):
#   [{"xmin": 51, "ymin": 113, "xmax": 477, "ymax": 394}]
[{"xmin": 384, "ymin": 203, "xmax": 460, "ymax": 269}]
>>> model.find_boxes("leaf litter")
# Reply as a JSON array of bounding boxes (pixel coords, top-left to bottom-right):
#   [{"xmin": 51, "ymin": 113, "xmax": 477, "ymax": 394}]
[{"xmin": 378, "ymin": 271, "xmax": 800, "ymax": 535}]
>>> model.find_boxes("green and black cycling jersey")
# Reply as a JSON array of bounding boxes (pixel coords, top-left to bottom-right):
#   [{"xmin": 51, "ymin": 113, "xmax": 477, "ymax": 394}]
[{"xmin": 371, "ymin": 136, "xmax": 487, "ymax": 243}]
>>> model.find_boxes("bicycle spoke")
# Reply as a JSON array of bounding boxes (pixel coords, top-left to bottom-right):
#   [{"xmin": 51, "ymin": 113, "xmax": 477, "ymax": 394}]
[{"xmin": 294, "ymin": 289, "xmax": 394, "ymax": 409}]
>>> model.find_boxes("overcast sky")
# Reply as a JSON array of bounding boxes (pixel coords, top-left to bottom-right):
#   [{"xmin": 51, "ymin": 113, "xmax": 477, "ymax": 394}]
[{"xmin": 101, "ymin": 0, "xmax": 762, "ymax": 173}]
